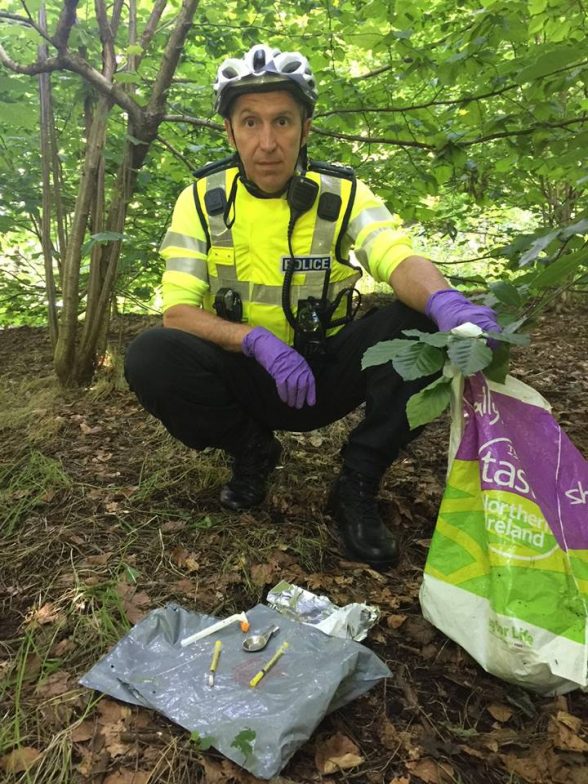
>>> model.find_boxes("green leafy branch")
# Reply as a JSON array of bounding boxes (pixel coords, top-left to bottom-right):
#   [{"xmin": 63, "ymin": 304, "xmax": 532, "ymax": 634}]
[{"xmin": 362, "ymin": 326, "xmax": 529, "ymax": 430}]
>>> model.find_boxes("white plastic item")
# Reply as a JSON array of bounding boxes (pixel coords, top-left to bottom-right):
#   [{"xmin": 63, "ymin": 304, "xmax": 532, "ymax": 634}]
[{"xmin": 180, "ymin": 612, "xmax": 250, "ymax": 647}]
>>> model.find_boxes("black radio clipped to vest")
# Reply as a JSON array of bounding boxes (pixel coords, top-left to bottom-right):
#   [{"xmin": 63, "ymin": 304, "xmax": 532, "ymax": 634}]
[{"xmin": 213, "ymin": 287, "xmax": 243, "ymax": 322}]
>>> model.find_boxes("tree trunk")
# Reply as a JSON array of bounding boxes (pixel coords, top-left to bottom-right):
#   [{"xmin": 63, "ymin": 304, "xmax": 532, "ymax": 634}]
[
  {"xmin": 53, "ymin": 95, "xmax": 112, "ymax": 386},
  {"xmin": 38, "ymin": 3, "xmax": 59, "ymax": 347}
]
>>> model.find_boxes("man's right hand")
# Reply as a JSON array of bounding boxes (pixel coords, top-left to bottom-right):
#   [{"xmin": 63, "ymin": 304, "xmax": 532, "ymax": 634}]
[{"xmin": 242, "ymin": 327, "xmax": 316, "ymax": 409}]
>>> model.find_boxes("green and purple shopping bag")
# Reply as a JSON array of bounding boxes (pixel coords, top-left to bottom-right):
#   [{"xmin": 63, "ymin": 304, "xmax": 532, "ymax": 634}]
[{"xmin": 420, "ymin": 373, "xmax": 588, "ymax": 694}]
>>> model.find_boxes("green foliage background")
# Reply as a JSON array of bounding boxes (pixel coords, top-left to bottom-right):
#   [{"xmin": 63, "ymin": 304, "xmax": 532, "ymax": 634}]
[{"xmin": 0, "ymin": 0, "xmax": 586, "ymax": 327}]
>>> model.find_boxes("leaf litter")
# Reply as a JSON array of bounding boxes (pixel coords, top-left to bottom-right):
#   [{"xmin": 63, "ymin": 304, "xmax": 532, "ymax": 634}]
[{"xmin": 0, "ymin": 306, "xmax": 587, "ymax": 783}]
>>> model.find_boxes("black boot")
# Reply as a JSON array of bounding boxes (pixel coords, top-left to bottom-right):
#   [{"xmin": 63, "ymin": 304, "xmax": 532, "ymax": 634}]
[
  {"xmin": 327, "ymin": 467, "xmax": 400, "ymax": 570},
  {"xmin": 220, "ymin": 427, "xmax": 281, "ymax": 511}
]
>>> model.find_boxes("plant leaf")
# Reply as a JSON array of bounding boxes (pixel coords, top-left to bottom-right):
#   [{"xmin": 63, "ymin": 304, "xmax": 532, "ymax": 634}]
[
  {"xmin": 518, "ymin": 229, "xmax": 559, "ymax": 266},
  {"xmin": 401, "ymin": 329, "xmax": 451, "ymax": 347},
  {"xmin": 489, "ymin": 280, "xmax": 521, "ymax": 306},
  {"xmin": 447, "ymin": 338, "xmax": 493, "ymax": 375},
  {"xmin": 90, "ymin": 231, "xmax": 125, "ymax": 243},
  {"xmin": 231, "ymin": 728, "xmax": 256, "ymax": 759},
  {"xmin": 190, "ymin": 731, "xmax": 214, "ymax": 751},
  {"xmin": 361, "ymin": 339, "xmax": 413, "ymax": 370},
  {"xmin": 406, "ymin": 376, "xmax": 452, "ymax": 430},
  {"xmin": 531, "ymin": 248, "xmax": 588, "ymax": 288},
  {"xmin": 392, "ymin": 342, "xmax": 445, "ymax": 380},
  {"xmin": 484, "ymin": 343, "xmax": 510, "ymax": 384},
  {"xmin": 485, "ymin": 331, "xmax": 530, "ymax": 346}
]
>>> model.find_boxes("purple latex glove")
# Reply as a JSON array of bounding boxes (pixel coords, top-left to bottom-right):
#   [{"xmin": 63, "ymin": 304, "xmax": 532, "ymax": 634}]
[
  {"xmin": 426, "ymin": 289, "xmax": 501, "ymax": 339},
  {"xmin": 242, "ymin": 327, "xmax": 316, "ymax": 409}
]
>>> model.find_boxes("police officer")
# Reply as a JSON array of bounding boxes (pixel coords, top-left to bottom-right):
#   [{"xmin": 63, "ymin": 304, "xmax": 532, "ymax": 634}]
[{"xmin": 125, "ymin": 44, "xmax": 500, "ymax": 571}]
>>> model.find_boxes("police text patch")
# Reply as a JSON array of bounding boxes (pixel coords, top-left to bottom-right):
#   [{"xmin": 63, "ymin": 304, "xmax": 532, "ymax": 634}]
[{"xmin": 281, "ymin": 256, "xmax": 331, "ymax": 272}]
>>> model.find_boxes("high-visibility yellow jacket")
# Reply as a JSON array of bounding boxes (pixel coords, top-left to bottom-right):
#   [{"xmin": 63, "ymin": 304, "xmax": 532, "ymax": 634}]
[{"xmin": 160, "ymin": 161, "xmax": 414, "ymax": 344}]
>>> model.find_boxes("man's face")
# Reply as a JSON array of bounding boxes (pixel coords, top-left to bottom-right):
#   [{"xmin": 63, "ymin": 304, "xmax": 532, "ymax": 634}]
[{"xmin": 225, "ymin": 90, "xmax": 311, "ymax": 195}]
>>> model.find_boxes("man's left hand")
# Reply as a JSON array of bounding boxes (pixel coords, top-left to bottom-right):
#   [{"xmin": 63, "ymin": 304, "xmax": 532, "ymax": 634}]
[{"xmin": 425, "ymin": 289, "xmax": 501, "ymax": 340}]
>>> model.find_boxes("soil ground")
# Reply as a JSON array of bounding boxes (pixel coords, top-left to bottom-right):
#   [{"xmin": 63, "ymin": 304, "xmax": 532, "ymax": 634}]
[{"xmin": 0, "ymin": 302, "xmax": 587, "ymax": 784}]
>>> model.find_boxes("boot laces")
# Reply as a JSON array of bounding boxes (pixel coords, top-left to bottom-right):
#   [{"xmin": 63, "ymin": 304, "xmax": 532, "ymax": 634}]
[
  {"xmin": 230, "ymin": 433, "xmax": 279, "ymax": 486},
  {"xmin": 339, "ymin": 470, "xmax": 381, "ymax": 523}
]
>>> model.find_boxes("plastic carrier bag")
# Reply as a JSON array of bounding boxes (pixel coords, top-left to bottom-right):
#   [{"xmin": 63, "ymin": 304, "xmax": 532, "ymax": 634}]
[
  {"xmin": 80, "ymin": 603, "xmax": 390, "ymax": 779},
  {"xmin": 420, "ymin": 372, "xmax": 588, "ymax": 695}
]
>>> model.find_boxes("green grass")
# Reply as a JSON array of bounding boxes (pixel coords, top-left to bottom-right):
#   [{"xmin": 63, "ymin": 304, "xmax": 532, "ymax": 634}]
[{"xmin": 0, "ymin": 451, "xmax": 72, "ymax": 534}]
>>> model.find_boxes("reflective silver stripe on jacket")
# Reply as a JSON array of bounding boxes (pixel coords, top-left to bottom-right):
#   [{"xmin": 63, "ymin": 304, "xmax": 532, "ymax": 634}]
[
  {"xmin": 208, "ymin": 275, "xmax": 249, "ymax": 301},
  {"xmin": 354, "ymin": 225, "xmax": 392, "ymax": 271},
  {"xmin": 206, "ymin": 275, "xmax": 359, "ymax": 306},
  {"xmin": 160, "ymin": 230, "xmax": 208, "ymax": 256},
  {"xmin": 347, "ymin": 205, "xmax": 392, "ymax": 240},
  {"xmin": 165, "ymin": 257, "xmax": 209, "ymax": 278},
  {"xmin": 204, "ymin": 171, "xmax": 354, "ymax": 307},
  {"xmin": 207, "ymin": 170, "xmax": 233, "ymax": 248},
  {"xmin": 310, "ymin": 175, "xmax": 341, "ymax": 256}
]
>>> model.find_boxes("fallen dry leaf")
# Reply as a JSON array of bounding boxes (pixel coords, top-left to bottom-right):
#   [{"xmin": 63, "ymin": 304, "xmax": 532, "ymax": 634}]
[
  {"xmin": 169, "ymin": 546, "xmax": 200, "ymax": 572},
  {"xmin": 459, "ymin": 744, "xmax": 486, "ymax": 760},
  {"xmin": 554, "ymin": 710, "xmax": 584, "ymax": 733},
  {"xmin": 160, "ymin": 520, "xmax": 186, "ymax": 532},
  {"xmin": 83, "ymin": 552, "xmax": 114, "ymax": 566},
  {"xmin": 315, "ymin": 732, "xmax": 364, "ymax": 774},
  {"xmin": 29, "ymin": 602, "xmax": 61, "ymax": 626},
  {"xmin": 97, "ymin": 699, "xmax": 131, "ymax": 724},
  {"xmin": 250, "ymin": 562, "xmax": 276, "ymax": 586},
  {"xmin": 100, "ymin": 723, "xmax": 133, "ymax": 758},
  {"xmin": 402, "ymin": 616, "xmax": 437, "ymax": 645},
  {"xmin": 406, "ymin": 757, "xmax": 454, "ymax": 784},
  {"xmin": 549, "ymin": 714, "xmax": 588, "ymax": 752},
  {"xmin": 171, "ymin": 578, "xmax": 199, "ymax": 596},
  {"xmin": 386, "ymin": 613, "xmax": 408, "ymax": 629},
  {"xmin": 103, "ymin": 769, "xmax": 151, "ymax": 784},
  {"xmin": 1, "ymin": 747, "xmax": 41, "ymax": 773},
  {"xmin": 115, "ymin": 583, "xmax": 151, "ymax": 624},
  {"xmin": 500, "ymin": 752, "xmax": 544, "ymax": 783},
  {"xmin": 51, "ymin": 638, "xmax": 75, "ymax": 657},
  {"xmin": 199, "ymin": 756, "xmax": 229, "ymax": 783},
  {"xmin": 389, "ymin": 778, "xmax": 410, "ymax": 784},
  {"xmin": 487, "ymin": 703, "xmax": 513, "ymax": 723},
  {"xmin": 35, "ymin": 670, "xmax": 72, "ymax": 699},
  {"xmin": 71, "ymin": 720, "xmax": 96, "ymax": 743}
]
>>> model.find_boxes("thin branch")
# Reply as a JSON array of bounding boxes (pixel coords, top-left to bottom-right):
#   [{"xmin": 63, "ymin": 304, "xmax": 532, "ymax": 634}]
[
  {"xmin": 38, "ymin": 1, "xmax": 59, "ymax": 345},
  {"xmin": 156, "ymin": 134, "xmax": 194, "ymax": 171},
  {"xmin": 145, "ymin": 0, "xmax": 199, "ymax": 123},
  {"xmin": 466, "ymin": 116, "xmax": 586, "ymax": 146},
  {"xmin": 52, "ymin": 0, "xmax": 79, "ymax": 52},
  {"xmin": 320, "ymin": 59, "xmax": 588, "ymax": 117},
  {"xmin": 94, "ymin": 0, "xmax": 116, "ymax": 79},
  {"xmin": 138, "ymin": 0, "xmax": 167, "ymax": 61},
  {"xmin": 316, "ymin": 84, "xmax": 519, "ymax": 116},
  {"xmin": 62, "ymin": 52, "xmax": 143, "ymax": 124},
  {"xmin": 352, "ymin": 63, "xmax": 393, "ymax": 80},
  {"xmin": 162, "ymin": 113, "xmax": 224, "ymax": 132},
  {"xmin": 0, "ymin": 12, "xmax": 31, "ymax": 25},
  {"xmin": 110, "ymin": 0, "xmax": 125, "ymax": 36},
  {"xmin": 311, "ymin": 125, "xmax": 435, "ymax": 149},
  {"xmin": 0, "ymin": 44, "xmax": 64, "ymax": 75},
  {"xmin": 10, "ymin": 1, "xmax": 55, "ymax": 45}
]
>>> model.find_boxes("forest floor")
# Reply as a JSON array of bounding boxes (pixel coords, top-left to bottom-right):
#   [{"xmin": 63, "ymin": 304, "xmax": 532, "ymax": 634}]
[{"xmin": 0, "ymin": 301, "xmax": 587, "ymax": 784}]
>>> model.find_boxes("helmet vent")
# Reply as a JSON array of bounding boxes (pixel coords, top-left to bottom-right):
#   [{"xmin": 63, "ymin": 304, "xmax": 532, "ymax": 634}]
[{"xmin": 252, "ymin": 49, "xmax": 266, "ymax": 71}]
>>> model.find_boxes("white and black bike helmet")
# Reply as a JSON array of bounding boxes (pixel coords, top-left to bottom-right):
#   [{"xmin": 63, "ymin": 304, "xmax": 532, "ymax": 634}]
[{"xmin": 214, "ymin": 44, "xmax": 318, "ymax": 118}]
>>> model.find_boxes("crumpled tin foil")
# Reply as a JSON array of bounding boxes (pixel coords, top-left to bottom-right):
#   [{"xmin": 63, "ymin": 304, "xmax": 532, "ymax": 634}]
[{"xmin": 266, "ymin": 580, "xmax": 380, "ymax": 641}]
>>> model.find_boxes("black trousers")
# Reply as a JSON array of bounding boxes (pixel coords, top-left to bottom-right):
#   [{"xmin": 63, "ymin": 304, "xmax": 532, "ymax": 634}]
[{"xmin": 124, "ymin": 302, "xmax": 436, "ymax": 478}]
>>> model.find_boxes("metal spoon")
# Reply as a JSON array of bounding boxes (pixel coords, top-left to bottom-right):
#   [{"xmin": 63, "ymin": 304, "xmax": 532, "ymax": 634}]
[{"xmin": 242, "ymin": 625, "xmax": 280, "ymax": 652}]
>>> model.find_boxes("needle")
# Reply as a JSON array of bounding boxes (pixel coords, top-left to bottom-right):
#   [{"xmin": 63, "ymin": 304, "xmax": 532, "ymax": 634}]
[
  {"xmin": 207, "ymin": 640, "xmax": 222, "ymax": 687},
  {"xmin": 249, "ymin": 642, "xmax": 289, "ymax": 688}
]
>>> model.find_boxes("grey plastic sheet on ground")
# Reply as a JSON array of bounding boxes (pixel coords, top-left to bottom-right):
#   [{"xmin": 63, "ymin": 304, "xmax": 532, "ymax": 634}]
[{"xmin": 80, "ymin": 603, "xmax": 391, "ymax": 779}]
